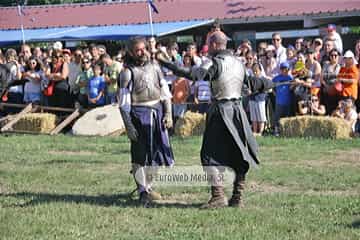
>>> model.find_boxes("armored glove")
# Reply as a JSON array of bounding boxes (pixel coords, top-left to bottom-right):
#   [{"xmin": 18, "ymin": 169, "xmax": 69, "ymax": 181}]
[
  {"xmin": 162, "ymin": 99, "xmax": 173, "ymax": 129},
  {"xmin": 120, "ymin": 108, "xmax": 138, "ymax": 142}
]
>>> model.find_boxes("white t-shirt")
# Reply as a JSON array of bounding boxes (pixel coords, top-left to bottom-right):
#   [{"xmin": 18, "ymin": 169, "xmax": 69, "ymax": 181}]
[
  {"xmin": 195, "ymin": 80, "xmax": 211, "ymax": 101},
  {"xmin": 24, "ymin": 70, "xmax": 42, "ymax": 94}
]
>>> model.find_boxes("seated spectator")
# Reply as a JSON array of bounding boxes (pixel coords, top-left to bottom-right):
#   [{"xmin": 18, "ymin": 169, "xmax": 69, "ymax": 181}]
[
  {"xmin": 273, "ymin": 62, "xmax": 294, "ymax": 136},
  {"xmin": 88, "ymin": 64, "xmax": 105, "ymax": 107},
  {"xmin": 332, "ymin": 98, "xmax": 358, "ymax": 133},
  {"xmin": 298, "ymin": 94, "xmax": 326, "ymax": 116}
]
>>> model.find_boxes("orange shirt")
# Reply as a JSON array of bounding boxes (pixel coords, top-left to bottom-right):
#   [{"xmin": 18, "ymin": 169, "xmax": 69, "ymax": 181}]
[
  {"xmin": 338, "ymin": 65, "xmax": 358, "ymax": 99},
  {"xmin": 172, "ymin": 78, "xmax": 189, "ymax": 104}
]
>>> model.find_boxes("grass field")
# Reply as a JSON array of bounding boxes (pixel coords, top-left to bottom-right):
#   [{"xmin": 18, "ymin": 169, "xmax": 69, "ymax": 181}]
[{"xmin": 0, "ymin": 134, "xmax": 359, "ymax": 240}]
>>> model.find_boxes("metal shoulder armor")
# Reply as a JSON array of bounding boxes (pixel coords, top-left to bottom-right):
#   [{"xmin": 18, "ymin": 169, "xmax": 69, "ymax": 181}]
[
  {"xmin": 119, "ymin": 68, "xmax": 132, "ymax": 89},
  {"xmin": 191, "ymin": 59, "xmax": 213, "ymax": 81}
]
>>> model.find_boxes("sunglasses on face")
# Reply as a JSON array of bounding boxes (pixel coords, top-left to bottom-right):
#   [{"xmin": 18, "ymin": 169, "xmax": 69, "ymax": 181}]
[
  {"xmin": 272, "ymin": 38, "xmax": 281, "ymax": 42},
  {"xmin": 29, "ymin": 61, "xmax": 37, "ymax": 65},
  {"xmin": 330, "ymin": 54, "xmax": 338, "ymax": 57}
]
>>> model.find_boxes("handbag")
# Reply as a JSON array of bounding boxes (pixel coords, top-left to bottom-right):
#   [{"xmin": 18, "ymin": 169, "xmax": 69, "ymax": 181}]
[
  {"xmin": 327, "ymin": 82, "xmax": 343, "ymax": 96},
  {"xmin": 43, "ymin": 81, "xmax": 55, "ymax": 97}
]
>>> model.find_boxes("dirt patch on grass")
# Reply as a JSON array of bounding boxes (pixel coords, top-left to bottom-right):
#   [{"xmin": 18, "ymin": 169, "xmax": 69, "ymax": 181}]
[
  {"xmin": 48, "ymin": 150, "xmax": 98, "ymax": 156},
  {"xmin": 247, "ymin": 181, "xmax": 360, "ymax": 196},
  {"xmin": 263, "ymin": 149, "xmax": 360, "ymax": 167}
]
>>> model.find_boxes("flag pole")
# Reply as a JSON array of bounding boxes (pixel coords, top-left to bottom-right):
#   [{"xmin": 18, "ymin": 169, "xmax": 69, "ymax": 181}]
[
  {"xmin": 147, "ymin": 1, "xmax": 154, "ymax": 36},
  {"xmin": 18, "ymin": 5, "xmax": 25, "ymax": 44}
]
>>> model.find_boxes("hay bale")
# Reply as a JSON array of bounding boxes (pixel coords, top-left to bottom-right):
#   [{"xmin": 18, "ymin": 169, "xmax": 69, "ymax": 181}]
[
  {"xmin": 280, "ymin": 116, "xmax": 351, "ymax": 139},
  {"xmin": 13, "ymin": 113, "xmax": 57, "ymax": 133},
  {"xmin": 72, "ymin": 104, "xmax": 125, "ymax": 136},
  {"xmin": 174, "ymin": 111, "xmax": 206, "ymax": 137}
]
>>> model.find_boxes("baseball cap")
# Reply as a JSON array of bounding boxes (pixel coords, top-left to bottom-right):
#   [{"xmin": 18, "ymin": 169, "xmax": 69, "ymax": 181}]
[
  {"xmin": 201, "ymin": 45, "xmax": 209, "ymax": 53},
  {"xmin": 53, "ymin": 41, "xmax": 63, "ymax": 50},
  {"xmin": 327, "ymin": 24, "xmax": 336, "ymax": 31},
  {"xmin": 305, "ymin": 48, "xmax": 315, "ymax": 54},
  {"xmin": 280, "ymin": 62, "xmax": 290, "ymax": 69},
  {"xmin": 343, "ymin": 50, "xmax": 358, "ymax": 64}
]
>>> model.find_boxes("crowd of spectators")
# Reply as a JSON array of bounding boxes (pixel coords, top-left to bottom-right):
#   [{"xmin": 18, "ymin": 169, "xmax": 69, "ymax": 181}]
[{"xmin": 0, "ymin": 23, "xmax": 359, "ymax": 136}]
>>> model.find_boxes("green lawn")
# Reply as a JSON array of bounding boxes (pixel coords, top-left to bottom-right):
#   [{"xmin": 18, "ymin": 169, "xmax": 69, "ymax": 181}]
[{"xmin": 0, "ymin": 134, "xmax": 359, "ymax": 240}]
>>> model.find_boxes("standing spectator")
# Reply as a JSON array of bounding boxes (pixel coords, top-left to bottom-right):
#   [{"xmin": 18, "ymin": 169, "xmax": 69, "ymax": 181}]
[
  {"xmin": 46, "ymin": 51, "xmax": 72, "ymax": 108},
  {"xmin": 235, "ymin": 39, "xmax": 252, "ymax": 64},
  {"xmin": 263, "ymin": 45, "xmax": 277, "ymax": 80},
  {"xmin": 22, "ymin": 57, "xmax": 43, "ymax": 104},
  {"xmin": 75, "ymin": 57, "xmax": 93, "ymax": 108},
  {"xmin": 312, "ymin": 38, "xmax": 323, "ymax": 61},
  {"xmin": 355, "ymin": 39, "xmax": 360, "ymax": 64},
  {"xmin": 304, "ymin": 48, "xmax": 322, "ymax": 96},
  {"xmin": 205, "ymin": 21, "xmax": 227, "ymax": 46},
  {"xmin": 4, "ymin": 49, "xmax": 23, "ymax": 113},
  {"xmin": 90, "ymin": 44, "xmax": 101, "ymax": 66},
  {"xmin": 245, "ymin": 51, "xmax": 256, "ymax": 76},
  {"xmin": 337, "ymin": 50, "xmax": 358, "ymax": 101},
  {"xmin": 186, "ymin": 42, "xmax": 202, "ymax": 66},
  {"xmin": 148, "ymin": 36, "xmax": 157, "ymax": 59},
  {"xmin": 20, "ymin": 44, "xmax": 32, "ymax": 63},
  {"xmin": 171, "ymin": 77, "xmax": 190, "ymax": 123},
  {"xmin": 273, "ymin": 62, "xmax": 294, "ymax": 136},
  {"xmin": 199, "ymin": 45, "xmax": 210, "ymax": 62},
  {"xmin": 88, "ymin": 64, "xmax": 105, "ymax": 107},
  {"xmin": 272, "ymin": 32, "xmax": 287, "ymax": 69},
  {"xmin": 194, "ymin": 79, "xmax": 211, "ymax": 114},
  {"xmin": 285, "ymin": 45, "xmax": 297, "ymax": 70},
  {"xmin": 248, "ymin": 63, "xmax": 268, "ymax": 136},
  {"xmin": 320, "ymin": 39, "xmax": 335, "ymax": 66},
  {"xmin": 325, "ymin": 24, "xmax": 343, "ymax": 54},
  {"xmin": 355, "ymin": 39, "xmax": 360, "ymax": 112},
  {"xmin": 294, "ymin": 38, "xmax": 304, "ymax": 53},
  {"xmin": 97, "ymin": 44, "xmax": 107, "ymax": 57},
  {"xmin": 33, "ymin": 47, "xmax": 42, "ymax": 60},
  {"xmin": 257, "ymin": 41, "xmax": 268, "ymax": 68},
  {"xmin": 102, "ymin": 53, "xmax": 122, "ymax": 104},
  {"xmin": 183, "ymin": 54, "xmax": 196, "ymax": 112},
  {"xmin": 67, "ymin": 49, "xmax": 83, "ymax": 105},
  {"xmin": 320, "ymin": 48, "xmax": 341, "ymax": 114},
  {"xmin": 161, "ymin": 42, "xmax": 181, "ymax": 91}
]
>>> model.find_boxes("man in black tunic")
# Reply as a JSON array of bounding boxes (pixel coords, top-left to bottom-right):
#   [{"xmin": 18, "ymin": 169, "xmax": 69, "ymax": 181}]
[{"xmin": 157, "ymin": 32, "xmax": 270, "ymax": 208}]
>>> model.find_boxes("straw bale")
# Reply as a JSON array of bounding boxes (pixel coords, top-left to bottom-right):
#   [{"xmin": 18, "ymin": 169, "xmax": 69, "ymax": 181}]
[
  {"xmin": 280, "ymin": 116, "xmax": 351, "ymax": 139},
  {"xmin": 13, "ymin": 113, "xmax": 57, "ymax": 133},
  {"xmin": 174, "ymin": 111, "xmax": 206, "ymax": 137}
]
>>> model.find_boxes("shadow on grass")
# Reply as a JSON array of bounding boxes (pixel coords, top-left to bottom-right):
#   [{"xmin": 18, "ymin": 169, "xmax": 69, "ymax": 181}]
[
  {"xmin": 0, "ymin": 191, "xmax": 201, "ymax": 209},
  {"xmin": 349, "ymin": 219, "xmax": 360, "ymax": 229}
]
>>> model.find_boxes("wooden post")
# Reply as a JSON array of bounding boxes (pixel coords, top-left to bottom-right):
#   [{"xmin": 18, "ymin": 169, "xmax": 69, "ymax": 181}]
[{"xmin": 50, "ymin": 109, "xmax": 80, "ymax": 135}]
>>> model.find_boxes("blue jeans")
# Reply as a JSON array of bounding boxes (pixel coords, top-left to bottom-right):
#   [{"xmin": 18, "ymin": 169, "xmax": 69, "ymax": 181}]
[{"xmin": 275, "ymin": 104, "xmax": 292, "ymax": 128}]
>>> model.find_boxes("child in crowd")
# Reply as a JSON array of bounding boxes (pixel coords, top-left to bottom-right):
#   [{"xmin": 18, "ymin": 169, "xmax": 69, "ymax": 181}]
[
  {"xmin": 273, "ymin": 62, "xmax": 294, "ymax": 136},
  {"xmin": 87, "ymin": 64, "xmax": 105, "ymax": 107},
  {"xmin": 248, "ymin": 63, "xmax": 268, "ymax": 136},
  {"xmin": 332, "ymin": 98, "xmax": 358, "ymax": 133}
]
